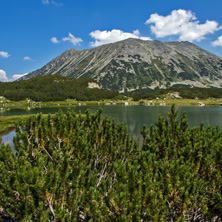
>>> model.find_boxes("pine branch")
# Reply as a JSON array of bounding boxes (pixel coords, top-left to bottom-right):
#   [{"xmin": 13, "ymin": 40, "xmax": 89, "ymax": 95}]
[{"xmin": 96, "ymin": 162, "xmax": 108, "ymax": 188}]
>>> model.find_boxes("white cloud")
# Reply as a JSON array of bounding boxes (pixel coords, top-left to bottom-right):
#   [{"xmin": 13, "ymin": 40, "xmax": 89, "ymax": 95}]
[
  {"xmin": 51, "ymin": 37, "xmax": 60, "ymax": 43},
  {"xmin": 12, "ymin": 73, "xmax": 28, "ymax": 81},
  {"xmin": 212, "ymin": 35, "xmax": 222, "ymax": 47},
  {"xmin": 62, "ymin": 32, "xmax": 83, "ymax": 45},
  {"xmin": 133, "ymin": 30, "xmax": 140, "ymax": 36},
  {"xmin": 0, "ymin": 51, "xmax": 10, "ymax": 58},
  {"xmin": 145, "ymin": 9, "xmax": 221, "ymax": 42},
  {"xmin": 89, "ymin": 29, "xmax": 152, "ymax": 47},
  {"xmin": 51, "ymin": 33, "xmax": 82, "ymax": 45},
  {"xmin": 0, "ymin": 69, "xmax": 8, "ymax": 82},
  {"xmin": 42, "ymin": 0, "xmax": 63, "ymax": 6},
  {"xmin": 42, "ymin": 0, "xmax": 49, "ymax": 4},
  {"xmin": 140, "ymin": 36, "xmax": 153, "ymax": 41},
  {"xmin": 51, "ymin": 0, "xmax": 63, "ymax": 7},
  {"xmin": 0, "ymin": 70, "xmax": 28, "ymax": 82},
  {"xmin": 24, "ymin": 56, "xmax": 32, "ymax": 61}
]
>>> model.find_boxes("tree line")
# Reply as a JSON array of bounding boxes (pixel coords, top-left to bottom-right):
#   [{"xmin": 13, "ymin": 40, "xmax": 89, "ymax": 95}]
[
  {"xmin": 128, "ymin": 87, "xmax": 222, "ymax": 101},
  {"xmin": 0, "ymin": 75, "xmax": 119, "ymax": 101},
  {"xmin": 0, "ymin": 106, "xmax": 221, "ymax": 221}
]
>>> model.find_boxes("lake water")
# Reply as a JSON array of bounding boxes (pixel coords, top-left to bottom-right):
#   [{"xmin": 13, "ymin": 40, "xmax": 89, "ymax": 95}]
[{"xmin": 1, "ymin": 105, "xmax": 222, "ymax": 146}]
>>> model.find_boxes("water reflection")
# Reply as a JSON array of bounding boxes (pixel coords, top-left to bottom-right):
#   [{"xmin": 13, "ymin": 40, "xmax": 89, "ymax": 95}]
[{"xmin": 1, "ymin": 130, "xmax": 17, "ymax": 153}]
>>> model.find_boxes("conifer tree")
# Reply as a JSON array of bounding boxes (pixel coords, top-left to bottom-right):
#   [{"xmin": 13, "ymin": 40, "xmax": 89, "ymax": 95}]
[{"xmin": 0, "ymin": 106, "xmax": 221, "ymax": 221}]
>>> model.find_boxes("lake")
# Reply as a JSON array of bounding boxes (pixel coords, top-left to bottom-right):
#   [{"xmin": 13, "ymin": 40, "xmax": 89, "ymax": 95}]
[{"xmin": 1, "ymin": 105, "xmax": 222, "ymax": 146}]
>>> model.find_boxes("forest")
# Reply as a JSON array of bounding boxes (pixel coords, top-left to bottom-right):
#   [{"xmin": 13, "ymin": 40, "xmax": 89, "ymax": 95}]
[
  {"xmin": 2, "ymin": 75, "xmax": 222, "ymax": 103},
  {"xmin": 0, "ymin": 106, "xmax": 221, "ymax": 221},
  {"xmin": 0, "ymin": 75, "xmax": 119, "ymax": 101},
  {"xmin": 128, "ymin": 87, "xmax": 222, "ymax": 101}
]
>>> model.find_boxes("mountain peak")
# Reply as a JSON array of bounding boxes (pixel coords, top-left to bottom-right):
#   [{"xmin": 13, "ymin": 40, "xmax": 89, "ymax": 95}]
[{"xmin": 18, "ymin": 39, "xmax": 222, "ymax": 91}]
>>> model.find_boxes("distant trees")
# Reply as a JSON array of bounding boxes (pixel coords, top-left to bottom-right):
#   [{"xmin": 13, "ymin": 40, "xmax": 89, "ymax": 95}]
[
  {"xmin": 0, "ymin": 75, "xmax": 119, "ymax": 101},
  {"xmin": 129, "ymin": 87, "xmax": 222, "ymax": 101},
  {"xmin": 0, "ymin": 106, "xmax": 221, "ymax": 221}
]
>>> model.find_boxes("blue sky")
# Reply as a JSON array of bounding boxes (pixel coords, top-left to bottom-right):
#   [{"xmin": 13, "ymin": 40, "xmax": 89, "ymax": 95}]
[{"xmin": 1, "ymin": 0, "xmax": 222, "ymax": 81}]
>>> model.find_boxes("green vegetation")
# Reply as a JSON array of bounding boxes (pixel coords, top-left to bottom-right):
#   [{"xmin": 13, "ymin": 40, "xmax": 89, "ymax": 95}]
[
  {"xmin": 1, "ymin": 74, "xmax": 222, "ymax": 107},
  {"xmin": 129, "ymin": 87, "xmax": 222, "ymax": 101},
  {"xmin": 0, "ymin": 106, "xmax": 221, "ymax": 221},
  {"xmin": 0, "ymin": 116, "xmax": 32, "ymax": 144},
  {"xmin": 0, "ymin": 115, "xmax": 53, "ymax": 142},
  {"xmin": 0, "ymin": 115, "xmax": 29, "ymax": 134},
  {"xmin": 0, "ymin": 75, "xmax": 119, "ymax": 102},
  {"xmin": 0, "ymin": 115, "xmax": 57, "ymax": 134}
]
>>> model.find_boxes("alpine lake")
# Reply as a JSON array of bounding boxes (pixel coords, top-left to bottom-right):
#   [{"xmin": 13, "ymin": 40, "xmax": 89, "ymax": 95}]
[{"xmin": 1, "ymin": 104, "xmax": 222, "ymax": 147}]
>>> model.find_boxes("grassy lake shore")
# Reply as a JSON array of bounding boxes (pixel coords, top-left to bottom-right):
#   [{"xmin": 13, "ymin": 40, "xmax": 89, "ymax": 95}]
[
  {"xmin": 0, "ymin": 114, "xmax": 51, "ymax": 141},
  {"xmin": 1, "ymin": 97, "xmax": 222, "ymax": 108},
  {"xmin": 0, "ymin": 115, "xmax": 28, "ymax": 141}
]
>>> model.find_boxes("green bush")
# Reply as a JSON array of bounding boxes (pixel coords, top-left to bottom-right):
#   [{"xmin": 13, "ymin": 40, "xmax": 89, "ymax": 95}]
[{"xmin": 0, "ymin": 106, "xmax": 221, "ymax": 221}]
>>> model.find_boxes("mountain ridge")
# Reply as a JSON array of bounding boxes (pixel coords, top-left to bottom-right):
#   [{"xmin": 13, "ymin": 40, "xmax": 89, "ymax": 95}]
[{"xmin": 19, "ymin": 38, "xmax": 222, "ymax": 92}]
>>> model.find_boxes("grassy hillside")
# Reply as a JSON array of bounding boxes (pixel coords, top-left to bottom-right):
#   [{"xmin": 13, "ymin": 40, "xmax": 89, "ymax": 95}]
[{"xmin": 0, "ymin": 75, "xmax": 119, "ymax": 101}]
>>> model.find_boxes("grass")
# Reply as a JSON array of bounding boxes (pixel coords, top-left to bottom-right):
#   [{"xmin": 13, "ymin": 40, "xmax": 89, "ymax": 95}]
[
  {"xmin": 0, "ymin": 114, "xmax": 53, "ymax": 141},
  {"xmin": 0, "ymin": 115, "xmax": 32, "ymax": 139},
  {"xmin": 1, "ymin": 97, "xmax": 222, "ymax": 109},
  {"xmin": 0, "ymin": 115, "xmax": 29, "ymax": 132},
  {"xmin": 0, "ymin": 115, "xmax": 28, "ymax": 142},
  {"xmin": 1, "ymin": 98, "xmax": 129, "ymax": 108},
  {"xmin": 138, "ymin": 98, "xmax": 222, "ymax": 106}
]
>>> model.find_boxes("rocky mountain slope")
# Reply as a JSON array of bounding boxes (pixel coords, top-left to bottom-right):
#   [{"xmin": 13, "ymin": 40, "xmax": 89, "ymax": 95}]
[{"xmin": 19, "ymin": 38, "xmax": 222, "ymax": 92}]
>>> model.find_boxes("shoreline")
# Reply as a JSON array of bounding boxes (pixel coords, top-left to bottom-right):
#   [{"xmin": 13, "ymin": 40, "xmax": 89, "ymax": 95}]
[
  {"xmin": 1, "ymin": 98, "xmax": 222, "ymax": 109},
  {"xmin": 0, "ymin": 114, "xmax": 50, "ymax": 140}
]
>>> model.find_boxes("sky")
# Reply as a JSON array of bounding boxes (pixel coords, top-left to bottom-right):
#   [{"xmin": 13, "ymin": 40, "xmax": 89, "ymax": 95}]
[{"xmin": 1, "ymin": 0, "xmax": 222, "ymax": 82}]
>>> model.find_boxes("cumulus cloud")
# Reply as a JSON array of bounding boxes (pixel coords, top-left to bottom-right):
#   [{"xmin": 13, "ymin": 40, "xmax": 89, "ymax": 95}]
[
  {"xmin": 89, "ymin": 29, "xmax": 151, "ymax": 47},
  {"xmin": 62, "ymin": 33, "xmax": 83, "ymax": 45},
  {"xmin": 42, "ymin": 0, "xmax": 49, "ymax": 4},
  {"xmin": 0, "ymin": 51, "xmax": 10, "ymax": 58},
  {"xmin": 50, "ymin": 33, "xmax": 82, "ymax": 45},
  {"xmin": 145, "ymin": 9, "xmax": 221, "ymax": 42},
  {"xmin": 51, "ymin": 37, "xmax": 60, "ymax": 43},
  {"xmin": 0, "ymin": 70, "xmax": 29, "ymax": 82},
  {"xmin": 0, "ymin": 69, "xmax": 8, "ymax": 82},
  {"xmin": 12, "ymin": 73, "xmax": 28, "ymax": 81},
  {"xmin": 212, "ymin": 35, "xmax": 222, "ymax": 47},
  {"xmin": 24, "ymin": 56, "xmax": 32, "ymax": 61},
  {"xmin": 51, "ymin": 0, "xmax": 63, "ymax": 6},
  {"xmin": 42, "ymin": 0, "xmax": 63, "ymax": 7}
]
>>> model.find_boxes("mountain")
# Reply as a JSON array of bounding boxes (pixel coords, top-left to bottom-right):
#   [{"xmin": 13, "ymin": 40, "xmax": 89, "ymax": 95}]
[{"xmin": 19, "ymin": 38, "xmax": 222, "ymax": 92}]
